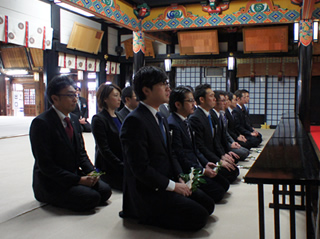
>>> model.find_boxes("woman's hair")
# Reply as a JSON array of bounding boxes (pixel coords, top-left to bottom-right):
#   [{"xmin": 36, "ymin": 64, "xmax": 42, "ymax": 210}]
[{"xmin": 96, "ymin": 83, "xmax": 121, "ymax": 110}]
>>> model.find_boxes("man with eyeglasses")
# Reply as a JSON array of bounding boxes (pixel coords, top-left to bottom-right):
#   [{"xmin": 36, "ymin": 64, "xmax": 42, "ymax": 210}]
[
  {"xmin": 189, "ymin": 84, "xmax": 239, "ymax": 184},
  {"xmin": 211, "ymin": 91, "xmax": 249, "ymax": 162},
  {"xmin": 167, "ymin": 86, "xmax": 229, "ymax": 204},
  {"xmin": 30, "ymin": 75, "xmax": 111, "ymax": 212}
]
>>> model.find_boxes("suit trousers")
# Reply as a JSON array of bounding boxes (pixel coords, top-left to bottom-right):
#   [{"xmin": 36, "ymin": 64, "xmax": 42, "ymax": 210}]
[
  {"xmin": 141, "ymin": 189, "xmax": 214, "ymax": 231},
  {"xmin": 230, "ymin": 146, "xmax": 250, "ymax": 161},
  {"xmin": 219, "ymin": 166, "xmax": 239, "ymax": 184},
  {"xmin": 200, "ymin": 174, "xmax": 230, "ymax": 203},
  {"xmin": 41, "ymin": 180, "xmax": 112, "ymax": 212}
]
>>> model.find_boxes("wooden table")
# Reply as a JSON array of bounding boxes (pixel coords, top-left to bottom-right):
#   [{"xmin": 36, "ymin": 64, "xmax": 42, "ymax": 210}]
[{"xmin": 244, "ymin": 113, "xmax": 320, "ymax": 239}]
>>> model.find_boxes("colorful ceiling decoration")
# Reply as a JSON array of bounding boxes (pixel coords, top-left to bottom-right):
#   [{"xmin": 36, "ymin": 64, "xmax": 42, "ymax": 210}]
[
  {"xmin": 61, "ymin": 0, "xmax": 139, "ymax": 30},
  {"xmin": 98, "ymin": 0, "xmax": 115, "ymax": 8},
  {"xmin": 239, "ymin": 0, "xmax": 279, "ymax": 13},
  {"xmin": 201, "ymin": 0, "xmax": 230, "ymax": 15},
  {"xmin": 60, "ymin": 0, "xmax": 320, "ymax": 32},
  {"xmin": 299, "ymin": 20, "xmax": 313, "ymax": 46},
  {"xmin": 144, "ymin": 6, "xmax": 300, "ymax": 31},
  {"xmin": 133, "ymin": 3, "xmax": 150, "ymax": 20},
  {"xmin": 155, "ymin": 4, "xmax": 197, "ymax": 20},
  {"xmin": 291, "ymin": 0, "xmax": 320, "ymax": 7}
]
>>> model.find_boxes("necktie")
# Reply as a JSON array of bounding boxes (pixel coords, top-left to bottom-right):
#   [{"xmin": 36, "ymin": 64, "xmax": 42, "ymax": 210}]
[
  {"xmin": 208, "ymin": 114, "xmax": 214, "ymax": 137},
  {"xmin": 156, "ymin": 112, "xmax": 167, "ymax": 145},
  {"xmin": 222, "ymin": 113, "xmax": 228, "ymax": 128},
  {"xmin": 184, "ymin": 119, "xmax": 192, "ymax": 139},
  {"xmin": 218, "ymin": 114, "xmax": 223, "ymax": 129},
  {"xmin": 64, "ymin": 117, "xmax": 73, "ymax": 141}
]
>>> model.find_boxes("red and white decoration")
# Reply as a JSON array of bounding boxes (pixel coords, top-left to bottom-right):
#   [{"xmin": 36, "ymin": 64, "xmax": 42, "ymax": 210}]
[
  {"xmin": 58, "ymin": 52, "xmax": 100, "ymax": 72},
  {"xmin": 106, "ymin": 61, "xmax": 120, "ymax": 75},
  {"xmin": 0, "ymin": 14, "xmax": 52, "ymax": 50}
]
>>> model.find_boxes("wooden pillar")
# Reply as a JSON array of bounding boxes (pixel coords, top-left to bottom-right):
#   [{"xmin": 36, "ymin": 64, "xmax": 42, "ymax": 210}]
[
  {"xmin": 133, "ymin": 30, "xmax": 145, "ymax": 76},
  {"xmin": 0, "ymin": 74, "xmax": 7, "ymax": 115},
  {"xmin": 43, "ymin": 2, "xmax": 60, "ymax": 110},
  {"xmin": 227, "ymin": 32, "xmax": 237, "ymax": 93},
  {"xmin": 166, "ymin": 43, "xmax": 175, "ymax": 88},
  {"xmin": 297, "ymin": 20, "xmax": 313, "ymax": 133},
  {"xmin": 98, "ymin": 23, "xmax": 108, "ymax": 87}
]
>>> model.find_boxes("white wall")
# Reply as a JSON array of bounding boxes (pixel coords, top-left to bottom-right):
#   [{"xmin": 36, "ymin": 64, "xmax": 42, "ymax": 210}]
[
  {"xmin": 0, "ymin": 0, "xmax": 50, "ymax": 26},
  {"xmin": 60, "ymin": 9, "xmax": 101, "ymax": 46},
  {"xmin": 108, "ymin": 26, "xmax": 117, "ymax": 56},
  {"xmin": 153, "ymin": 41, "xmax": 166, "ymax": 55}
]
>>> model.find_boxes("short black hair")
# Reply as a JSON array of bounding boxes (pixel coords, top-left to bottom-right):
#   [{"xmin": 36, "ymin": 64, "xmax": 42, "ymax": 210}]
[
  {"xmin": 47, "ymin": 75, "xmax": 76, "ymax": 104},
  {"xmin": 226, "ymin": 92, "xmax": 234, "ymax": 101},
  {"xmin": 133, "ymin": 66, "xmax": 168, "ymax": 101},
  {"xmin": 169, "ymin": 86, "xmax": 192, "ymax": 113},
  {"xmin": 234, "ymin": 89, "xmax": 245, "ymax": 99},
  {"xmin": 242, "ymin": 89, "xmax": 249, "ymax": 94},
  {"xmin": 194, "ymin": 84, "xmax": 211, "ymax": 106},
  {"xmin": 121, "ymin": 86, "xmax": 134, "ymax": 104},
  {"xmin": 214, "ymin": 90, "xmax": 228, "ymax": 102}
]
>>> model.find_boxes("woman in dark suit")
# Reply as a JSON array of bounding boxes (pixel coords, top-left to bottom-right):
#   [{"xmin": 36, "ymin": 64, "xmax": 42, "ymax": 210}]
[{"xmin": 92, "ymin": 83, "xmax": 123, "ymax": 190}]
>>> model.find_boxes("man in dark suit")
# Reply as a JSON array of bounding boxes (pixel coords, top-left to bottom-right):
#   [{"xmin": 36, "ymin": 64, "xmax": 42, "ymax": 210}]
[
  {"xmin": 120, "ymin": 66, "xmax": 214, "ymax": 231},
  {"xmin": 233, "ymin": 90, "xmax": 262, "ymax": 148},
  {"xmin": 117, "ymin": 86, "xmax": 139, "ymax": 123},
  {"xmin": 212, "ymin": 91, "xmax": 249, "ymax": 161},
  {"xmin": 159, "ymin": 103, "xmax": 170, "ymax": 118},
  {"xmin": 167, "ymin": 86, "xmax": 229, "ymax": 203},
  {"xmin": 30, "ymin": 76, "xmax": 111, "ymax": 212},
  {"xmin": 225, "ymin": 92, "xmax": 255, "ymax": 150},
  {"xmin": 189, "ymin": 84, "xmax": 239, "ymax": 184},
  {"xmin": 72, "ymin": 87, "xmax": 91, "ymax": 132}
]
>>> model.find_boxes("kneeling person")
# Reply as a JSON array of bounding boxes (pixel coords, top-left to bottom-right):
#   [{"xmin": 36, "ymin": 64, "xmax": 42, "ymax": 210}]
[
  {"xmin": 30, "ymin": 75, "xmax": 111, "ymax": 212},
  {"xmin": 168, "ymin": 86, "xmax": 230, "ymax": 203},
  {"xmin": 120, "ymin": 66, "xmax": 214, "ymax": 231}
]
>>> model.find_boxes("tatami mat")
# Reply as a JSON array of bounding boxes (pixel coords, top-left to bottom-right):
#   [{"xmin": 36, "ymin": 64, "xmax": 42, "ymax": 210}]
[{"xmin": 0, "ymin": 116, "xmax": 306, "ymax": 239}]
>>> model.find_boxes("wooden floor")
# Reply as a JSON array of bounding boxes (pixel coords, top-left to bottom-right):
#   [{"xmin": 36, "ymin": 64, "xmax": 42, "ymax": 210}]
[{"xmin": 0, "ymin": 116, "xmax": 307, "ymax": 239}]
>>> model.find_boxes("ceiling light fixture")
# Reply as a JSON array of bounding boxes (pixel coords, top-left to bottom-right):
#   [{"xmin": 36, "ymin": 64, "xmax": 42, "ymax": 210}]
[{"xmin": 54, "ymin": 0, "xmax": 94, "ymax": 17}]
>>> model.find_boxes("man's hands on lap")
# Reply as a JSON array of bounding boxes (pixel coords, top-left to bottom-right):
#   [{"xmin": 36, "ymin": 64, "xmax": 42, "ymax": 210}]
[{"xmin": 174, "ymin": 178, "xmax": 192, "ymax": 197}]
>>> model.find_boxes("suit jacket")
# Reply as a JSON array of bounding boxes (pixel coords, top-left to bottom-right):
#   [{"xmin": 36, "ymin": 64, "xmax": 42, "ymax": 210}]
[
  {"xmin": 159, "ymin": 103, "xmax": 170, "ymax": 118},
  {"xmin": 30, "ymin": 107, "xmax": 94, "ymax": 201},
  {"xmin": 117, "ymin": 106, "xmax": 130, "ymax": 123},
  {"xmin": 210, "ymin": 109, "xmax": 230, "ymax": 157},
  {"xmin": 189, "ymin": 108, "xmax": 220, "ymax": 163},
  {"xmin": 168, "ymin": 113, "xmax": 209, "ymax": 173},
  {"xmin": 225, "ymin": 109, "xmax": 239, "ymax": 141},
  {"xmin": 72, "ymin": 96, "xmax": 88, "ymax": 119},
  {"xmin": 120, "ymin": 103, "xmax": 182, "ymax": 219},
  {"xmin": 91, "ymin": 109, "xmax": 123, "ymax": 174},
  {"xmin": 232, "ymin": 105, "xmax": 254, "ymax": 136}
]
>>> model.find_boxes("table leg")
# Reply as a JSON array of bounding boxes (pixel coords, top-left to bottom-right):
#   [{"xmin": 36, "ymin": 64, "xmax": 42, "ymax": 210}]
[
  {"xmin": 273, "ymin": 184, "xmax": 280, "ymax": 239},
  {"xmin": 289, "ymin": 184, "xmax": 296, "ymax": 239},
  {"xmin": 258, "ymin": 184, "xmax": 265, "ymax": 239},
  {"xmin": 306, "ymin": 185, "xmax": 315, "ymax": 239}
]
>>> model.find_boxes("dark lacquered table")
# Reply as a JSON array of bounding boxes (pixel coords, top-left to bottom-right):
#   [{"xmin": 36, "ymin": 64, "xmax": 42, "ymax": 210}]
[{"xmin": 244, "ymin": 113, "xmax": 320, "ymax": 239}]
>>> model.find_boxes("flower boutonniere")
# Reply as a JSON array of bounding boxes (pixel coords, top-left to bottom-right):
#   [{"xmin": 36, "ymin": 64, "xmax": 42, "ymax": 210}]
[
  {"xmin": 88, "ymin": 168, "xmax": 106, "ymax": 177},
  {"xmin": 213, "ymin": 161, "xmax": 223, "ymax": 173},
  {"xmin": 180, "ymin": 167, "xmax": 206, "ymax": 192}
]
